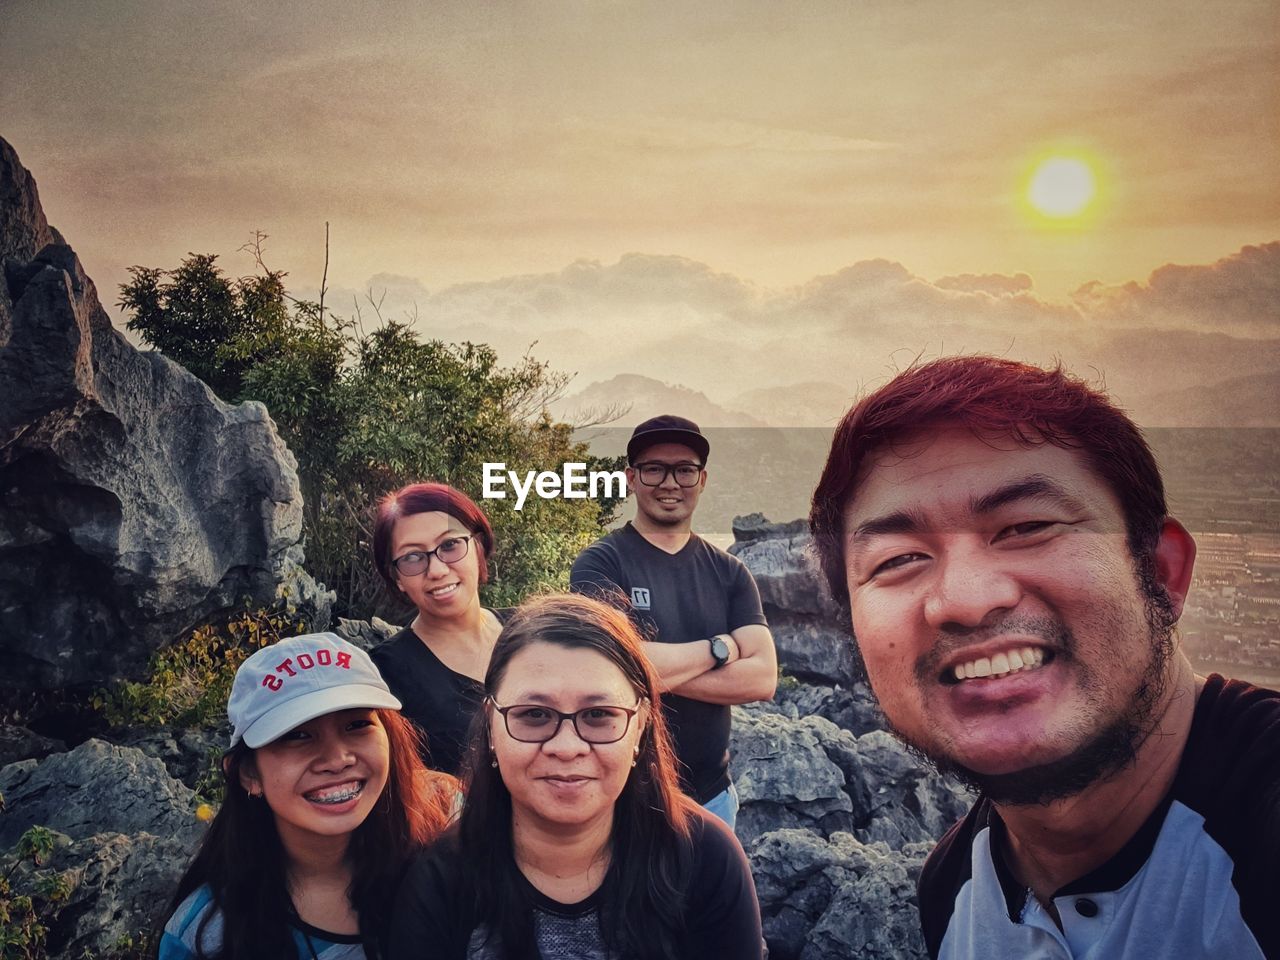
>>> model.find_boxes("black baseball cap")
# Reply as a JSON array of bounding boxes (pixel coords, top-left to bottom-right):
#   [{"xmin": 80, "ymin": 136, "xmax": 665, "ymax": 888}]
[{"xmin": 626, "ymin": 415, "xmax": 710, "ymax": 465}]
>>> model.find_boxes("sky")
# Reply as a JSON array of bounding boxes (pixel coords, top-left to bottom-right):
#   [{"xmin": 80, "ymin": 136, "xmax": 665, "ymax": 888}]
[{"xmin": 2, "ymin": 0, "xmax": 1277, "ymax": 424}]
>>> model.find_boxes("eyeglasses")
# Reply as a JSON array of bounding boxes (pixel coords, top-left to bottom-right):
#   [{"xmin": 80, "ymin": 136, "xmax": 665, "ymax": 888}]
[
  {"xmin": 391, "ymin": 536, "xmax": 472, "ymax": 577},
  {"xmin": 489, "ymin": 698, "xmax": 644, "ymax": 744},
  {"xmin": 633, "ymin": 462, "xmax": 703, "ymax": 487}
]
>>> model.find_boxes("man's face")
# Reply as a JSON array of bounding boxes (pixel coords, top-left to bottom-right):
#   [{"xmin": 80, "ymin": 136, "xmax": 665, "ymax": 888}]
[
  {"xmin": 841, "ymin": 427, "xmax": 1178, "ymax": 802},
  {"xmin": 626, "ymin": 442, "xmax": 706, "ymax": 528}
]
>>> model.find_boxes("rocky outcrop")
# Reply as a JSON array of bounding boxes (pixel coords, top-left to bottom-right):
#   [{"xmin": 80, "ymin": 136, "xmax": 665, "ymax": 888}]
[
  {"xmin": 0, "ymin": 723, "xmax": 65, "ymax": 767},
  {"xmin": 730, "ymin": 514, "xmax": 974, "ymax": 960},
  {"xmin": 0, "ymin": 137, "xmax": 332, "ymax": 696},
  {"xmin": 0, "ymin": 739, "xmax": 204, "ymax": 850},
  {"xmin": 750, "ymin": 829, "xmax": 933, "ymax": 960},
  {"xmin": 333, "ymin": 615, "xmax": 399, "ymax": 650},
  {"xmin": 0, "ymin": 740, "xmax": 206, "ymax": 958},
  {"xmin": 732, "ymin": 705, "xmax": 971, "ymax": 850},
  {"xmin": 730, "ymin": 513, "xmax": 860, "ymax": 686}
]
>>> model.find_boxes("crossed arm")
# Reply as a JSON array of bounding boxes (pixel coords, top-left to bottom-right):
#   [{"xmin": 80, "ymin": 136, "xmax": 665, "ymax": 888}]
[
  {"xmin": 569, "ymin": 556, "xmax": 778, "ymax": 706},
  {"xmin": 642, "ymin": 622, "xmax": 778, "ymax": 705}
]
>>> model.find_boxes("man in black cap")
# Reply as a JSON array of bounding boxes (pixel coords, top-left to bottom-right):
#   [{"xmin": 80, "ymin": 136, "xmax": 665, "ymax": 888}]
[{"xmin": 570, "ymin": 415, "xmax": 777, "ymax": 828}]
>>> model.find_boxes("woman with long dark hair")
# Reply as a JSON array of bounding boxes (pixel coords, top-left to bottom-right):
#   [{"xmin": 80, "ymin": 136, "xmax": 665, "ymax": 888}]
[
  {"xmin": 370, "ymin": 482, "xmax": 510, "ymax": 776},
  {"xmin": 388, "ymin": 593, "xmax": 764, "ymax": 960},
  {"xmin": 157, "ymin": 633, "xmax": 455, "ymax": 960}
]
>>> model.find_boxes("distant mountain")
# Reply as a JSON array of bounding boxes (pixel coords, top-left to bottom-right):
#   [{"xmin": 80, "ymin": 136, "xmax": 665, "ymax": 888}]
[
  {"xmin": 1127, "ymin": 370, "xmax": 1280, "ymax": 427},
  {"xmin": 552, "ymin": 373, "xmax": 768, "ymax": 428},
  {"xmin": 728, "ymin": 381, "xmax": 859, "ymax": 427}
]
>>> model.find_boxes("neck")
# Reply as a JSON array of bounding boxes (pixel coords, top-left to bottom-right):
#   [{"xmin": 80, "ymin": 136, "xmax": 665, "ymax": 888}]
[
  {"xmin": 995, "ymin": 654, "xmax": 1201, "ymax": 903},
  {"xmin": 412, "ymin": 598, "xmax": 489, "ymax": 646},
  {"xmin": 631, "ymin": 515, "xmax": 693, "ymax": 550},
  {"xmin": 277, "ymin": 824, "xmax": 352, "ymax": 884},
  {"xmin": 512, "ymin": 807, "xmax": 613, "ymax": 894}
]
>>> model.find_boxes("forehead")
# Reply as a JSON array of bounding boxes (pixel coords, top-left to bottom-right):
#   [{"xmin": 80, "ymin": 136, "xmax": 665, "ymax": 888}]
[
  {"xmin": 496, "ymin": 642, "xmax": 636, "ymax": 705},
  {"xmin": 391, "ymin": 510, "xmax": 465, "ymax": 548},
  {"xmin": 843, "ymin": 426, "xmax": 1123, "ymax": 530},
  {"xmin": 633, "ymin": 442, "xmax": 701, "ymax": 464}
]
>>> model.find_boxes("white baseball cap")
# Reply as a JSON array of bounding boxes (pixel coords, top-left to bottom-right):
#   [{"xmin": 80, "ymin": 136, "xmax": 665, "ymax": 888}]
[{"xmin": 227, "ymin": 633, "xmax": 402, "ymax": 748}]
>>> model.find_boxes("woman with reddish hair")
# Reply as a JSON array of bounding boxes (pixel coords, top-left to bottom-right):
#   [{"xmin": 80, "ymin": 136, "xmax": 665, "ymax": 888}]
[{"xmin": 369, "ymin": 483, "xmax": 511, "ymax": 775}]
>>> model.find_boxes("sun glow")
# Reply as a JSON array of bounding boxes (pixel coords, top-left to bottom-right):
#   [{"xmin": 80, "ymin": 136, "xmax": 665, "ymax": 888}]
[{"xmin": 1027, "ymin": 157, "xmax": 1096, "ymax": 218}]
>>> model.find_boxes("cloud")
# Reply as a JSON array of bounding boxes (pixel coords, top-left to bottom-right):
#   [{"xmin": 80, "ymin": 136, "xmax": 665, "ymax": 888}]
[
  {"xmin": 935, "ymin": 272, "xmax": 1034, "ymax": 295},
  {"xmin": 365, "ymin": 242, "xmax": 1278, "ymax": 425},
  {"xmin": 1071, "ymin": 243, "xmax": 1280, "ymax": 337}
]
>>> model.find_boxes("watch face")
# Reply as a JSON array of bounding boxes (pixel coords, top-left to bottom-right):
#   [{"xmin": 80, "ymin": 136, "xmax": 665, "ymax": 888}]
[{"xmin": 711, "ymin": 636, "xmax": 730, "ymax": 665}]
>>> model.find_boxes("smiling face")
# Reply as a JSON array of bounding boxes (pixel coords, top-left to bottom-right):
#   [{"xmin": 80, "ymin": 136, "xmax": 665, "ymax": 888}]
[
  {"xmin": 242, "ymin": 708, "xmax": 391, "ymax": 851},
  {"xmin": 390, "ymin": 510, "xmax": 482, "ymax": 620},
  {"xmin": 842, "ymin": 427, "xmax": 1183, "ymax": 801},
  {"xmin": 626, "ymin": 442, "xmax": 706, "ymax": 531},
  {"xmin": 490, "ymin": 642, "xmax": 646, "ymax": 833}
]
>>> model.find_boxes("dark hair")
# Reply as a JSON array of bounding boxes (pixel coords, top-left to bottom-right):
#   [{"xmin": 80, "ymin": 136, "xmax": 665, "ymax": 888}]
[
  {"xmin": 810, "ymin": 355, "xmax": 1168, "ymax": 609},
  {"xmin": 371, "ymin": 482, "xmax": 496, "ymax": 592},
  {"xmin": 457, "ymin": 593, "xmax": 695, "ymax": 960},
  {"xmin": 157, "ymin": 710, "xmax": 456, "ymax": 960}
]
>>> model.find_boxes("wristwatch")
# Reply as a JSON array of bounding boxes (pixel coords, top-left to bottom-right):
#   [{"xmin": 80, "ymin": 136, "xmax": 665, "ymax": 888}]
[{"xmin": 709, "ymin": 634, "xmax": 731, "ymax": 670}]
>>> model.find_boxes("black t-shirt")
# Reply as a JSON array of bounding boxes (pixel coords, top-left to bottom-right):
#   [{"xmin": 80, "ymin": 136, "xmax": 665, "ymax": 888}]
[
  {"xmin": 569, "ymin": 523, "xmax": 768, "ymax": 802},
  {"xmin": 917, "ymin": 675, "xmax": 1280, "ymax": 959},
  {"xmin": 369, "ymin": 610, "xmax": 511, "ymax": 777},
  {"xmin": 387, "ymin": 807, "xmax": 764, "ymax": 960}
]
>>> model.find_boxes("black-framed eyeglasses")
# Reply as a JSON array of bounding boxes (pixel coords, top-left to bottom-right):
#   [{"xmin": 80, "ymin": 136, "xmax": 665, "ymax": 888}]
[
  {"xmin": 392, "ymin": 536, "xmax": 472, "ymax": 577},
  {"xmin": 489, "ymin": 697, "xmax": 644, "ymax": 744},
  {"xmin": 633, "ymin": 462, "xmax": 703, "ymax": 487}
]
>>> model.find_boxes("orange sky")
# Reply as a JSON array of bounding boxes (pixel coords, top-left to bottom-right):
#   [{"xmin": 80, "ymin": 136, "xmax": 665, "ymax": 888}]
[{"xmin": 2, "ymin": 0, "xmax": 1277, "ymax": 421}]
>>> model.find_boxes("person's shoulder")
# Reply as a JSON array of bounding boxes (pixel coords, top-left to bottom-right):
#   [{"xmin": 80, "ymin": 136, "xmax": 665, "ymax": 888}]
[
  {"xmin": 917, "ymin": 799, "xmax": 988, "ymax": 958},
  {"xmin": 161, "ymin": 885, "xmax": 222, "ymax": 956},
  {"xmin": 1182, "ymin": 675, "xmax": 1280, "ymax": 785},
  {"xmin": 685, "ymin": 804, "xmax": 749, "ymax": 872},
  {"xmin": 1178, "ymin": 674, "xmax": 1280, "ymax": 826},
  {"xmin": 369, "ymin": 623, "xmax": 417, "ymax": 664},
  {"xmin": 690, "ymin": 534, "xmax": 753, "ymax": 573},
  {"xmin": 574, "ymin": 526, "xmax": 630, "ymax": 559},
  {"xmin": 403, "ymin": 826, "xmax": 467, "ymax": 888}
]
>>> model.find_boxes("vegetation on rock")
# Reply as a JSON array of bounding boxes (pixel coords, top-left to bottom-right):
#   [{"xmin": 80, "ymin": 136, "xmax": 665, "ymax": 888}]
[{"xmin": 119, "ymin": 240, "xmax": 625, "ymax": 619}]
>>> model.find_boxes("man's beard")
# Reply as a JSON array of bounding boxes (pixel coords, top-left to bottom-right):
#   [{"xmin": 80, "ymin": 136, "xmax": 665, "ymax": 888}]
[{"xmin": 886, "ymin": 561, "xmax": 1179, "ymax": 807}]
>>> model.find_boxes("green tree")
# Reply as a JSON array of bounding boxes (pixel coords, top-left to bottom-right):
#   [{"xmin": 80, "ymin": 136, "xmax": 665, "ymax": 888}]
[{"xmin": 118, "ymin": 245, "xmax": 623, "ymax": 618}]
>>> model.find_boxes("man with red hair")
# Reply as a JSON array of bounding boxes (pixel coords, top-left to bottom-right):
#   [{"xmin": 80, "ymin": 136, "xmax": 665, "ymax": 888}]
[{"xmin": 810, "ymin": 356, "xmax": 1278, "ymax": 959}]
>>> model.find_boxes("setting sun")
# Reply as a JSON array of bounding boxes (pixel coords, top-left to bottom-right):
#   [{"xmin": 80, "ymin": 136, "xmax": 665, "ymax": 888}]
[{"xmin": 1027, "ymin": 157, "xmax": 1097, "ymax": 218}]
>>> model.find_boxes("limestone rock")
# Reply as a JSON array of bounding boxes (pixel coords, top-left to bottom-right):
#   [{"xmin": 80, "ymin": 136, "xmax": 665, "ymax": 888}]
[
  {"xmin": 749, "ymin": 828, "xmax": 930, "ymax": 960},
  {"xmin": 0, "ymin": 738, "xmax": 204, "ymax": 850},
  {"xmin": 2, "ymin": 828, "xmax": 198, "ymax": 960},
  {"xmin": 0, "ymin": 722, "xmax": 65, "ymax": 766},
  {"xmin": 334, "ymin": 615, "xmax": 400, "ymax": 650},
  {"xmin": 730, "ymin": 513, "xmax": 861, "ymax": 685},
  {"xmin": 0, "ymin": 136, "xmax": 333, "ymax": 695},
  {"xmin": 121, "ymin": 725, "xmax": 228, "ymax": 790},
  {"xmin": 730, "ymin": 708, "xmax": 853, "ymax": 846}
]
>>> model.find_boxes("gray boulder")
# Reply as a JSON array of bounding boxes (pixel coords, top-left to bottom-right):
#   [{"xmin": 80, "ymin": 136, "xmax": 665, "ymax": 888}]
[
  {"xmin": 730, "ymin": 708, "xmax": 854, "ymax": 846},
  {"xmin": 0, "ymin": 136, "xmax": 333, "ymax": 694},
  {"xmin": 0, "ymin": 738, "xmax": 208, "ymax": 958},
  {"xmin": 2, "ymin": 828, "xmax": 198, "ymax": 960},
  {"xmin": 749, "ymin": 828, "xmax": 931, "ymax": 960},
  {"xmin": 334, "ymin": 615, "xmax": 400, "ymax": 650},
  {"xmin": 773, "ymin": 679, "xmax": 885, "ymax": 737},
  {"xmin": 121, "ymin": 725, "xmax": 229, "ymax": 790},
  {"xmin": 730, "ymin": 514, "xmax": 861, "ymax": 686},
  {"xmin": 0, "ymin": 722, "xmax": 65, "ymax": 766},
  {"xmin": 0, "ymin": 738, "xmax": 204, "ymax": 850}
]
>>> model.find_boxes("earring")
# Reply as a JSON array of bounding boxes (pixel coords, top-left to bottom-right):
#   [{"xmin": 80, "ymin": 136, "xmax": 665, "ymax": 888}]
[
  {"xmin": 632, "ymin": 745, "xmax": 640, "ymax": 768},
  {"xmin": 490, "ymin": 750, "xmax": 498, "ymax": 769},
  {"xmin": 247, "ymin": 786, "xmax": 262, "ymax": 799}
]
